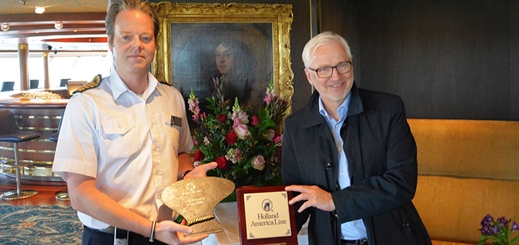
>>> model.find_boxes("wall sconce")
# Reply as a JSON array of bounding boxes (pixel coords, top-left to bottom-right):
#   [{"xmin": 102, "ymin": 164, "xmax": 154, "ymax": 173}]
[
  {"xmin": 1, "ymin": 23, "xmax": 9, "ymax": 31},
  {"xmin": 35, "ymin": 6, "xmax": 45, "ymax": 14},
  {"xmin": 54, "ymin": 21, "xmax": 63, "ymax": 29}
]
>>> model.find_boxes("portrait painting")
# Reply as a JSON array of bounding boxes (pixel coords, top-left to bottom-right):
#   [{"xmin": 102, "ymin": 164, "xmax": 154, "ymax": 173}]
[
  {"xmin": 170, "ymin": 23, "xmax": 272, "ymax": 112},
  {"xmin": 151, "ymin": 2, "xmax": 294, "ymax": 115}
]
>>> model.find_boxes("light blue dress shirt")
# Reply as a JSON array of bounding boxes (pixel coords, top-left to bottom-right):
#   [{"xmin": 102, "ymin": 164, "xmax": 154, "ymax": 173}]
[{"xmin": 318, "ymin": 95, "xmax": 367, "ymax": 240}]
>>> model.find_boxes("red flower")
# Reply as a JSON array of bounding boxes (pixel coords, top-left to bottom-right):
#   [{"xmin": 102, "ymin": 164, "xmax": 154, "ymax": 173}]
[
  {"xmin": 225, "ymin": 131, "xmax": 237, "ymax": 145},
  {"xmin": 216, "ymin": 156, "xmax": 229, "ymax": 170},
  {"xmin": 251, "ymin": 116, "xmax": 260, "ymax": 126},
  {"xmin": 215, "ymin": 114, "xmax": 227, "ymax": 123},
  {"xmin": 193, "ymin": 150, "xmax": 205, "ymax": 162}
]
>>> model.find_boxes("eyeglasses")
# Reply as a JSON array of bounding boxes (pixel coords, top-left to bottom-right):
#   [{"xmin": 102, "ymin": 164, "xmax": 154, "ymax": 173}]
[{"xmin": 308, "ymin": 61, "xmax": 352, "ymax": 78}]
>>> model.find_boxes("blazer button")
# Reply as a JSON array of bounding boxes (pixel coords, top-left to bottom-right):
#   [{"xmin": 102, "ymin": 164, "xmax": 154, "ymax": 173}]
[{"xmin": 326, "ymin": 163, "xmax": 332, "ymax": 170}]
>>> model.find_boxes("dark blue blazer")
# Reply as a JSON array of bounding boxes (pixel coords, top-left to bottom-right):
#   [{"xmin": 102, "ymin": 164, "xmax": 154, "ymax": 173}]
[{"xmin": 281, "ymin": 83, "xmax": 431, "ymax": 245}]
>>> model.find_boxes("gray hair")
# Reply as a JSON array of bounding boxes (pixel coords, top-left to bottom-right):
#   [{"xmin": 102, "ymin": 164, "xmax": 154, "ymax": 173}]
[
  {"xmin": 105, "ymin": 0, "xmax": 159, "ymax": 46},
  {"xmin": 302, "ymin": 31, "xmax": 352, "ymax": 68}
]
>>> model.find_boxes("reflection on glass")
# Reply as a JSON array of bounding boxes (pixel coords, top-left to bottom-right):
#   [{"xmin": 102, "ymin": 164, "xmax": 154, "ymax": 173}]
[{"xmin": 0, "ymin": 52, "xmax": 111, "ymax": 91}]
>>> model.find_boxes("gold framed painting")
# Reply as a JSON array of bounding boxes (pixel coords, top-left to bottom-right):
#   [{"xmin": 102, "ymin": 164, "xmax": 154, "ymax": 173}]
[{"xmin": 151, "ymin": 2, "xmax": 294, "ymax": 114}]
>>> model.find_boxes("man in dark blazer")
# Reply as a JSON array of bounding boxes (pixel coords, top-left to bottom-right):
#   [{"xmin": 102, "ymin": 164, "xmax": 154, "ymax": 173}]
[{"xmin": 281, "ymin": 31, "xmax": 431, "ymax": 245}]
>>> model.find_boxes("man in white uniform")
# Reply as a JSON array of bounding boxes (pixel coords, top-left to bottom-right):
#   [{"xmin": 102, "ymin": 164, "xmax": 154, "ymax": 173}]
[{"xmin": 52, "ymin": 0, "xmax": 216, "ymax": 244}]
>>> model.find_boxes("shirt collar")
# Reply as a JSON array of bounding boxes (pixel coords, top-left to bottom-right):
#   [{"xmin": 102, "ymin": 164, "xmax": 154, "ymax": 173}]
[
  {"xmin": 318, "ymin": 94, "xmax": 352, "ymax": 123},
  {"xmin": 109, "ymin": 68, "xmax": 158, "ymax": 100}
]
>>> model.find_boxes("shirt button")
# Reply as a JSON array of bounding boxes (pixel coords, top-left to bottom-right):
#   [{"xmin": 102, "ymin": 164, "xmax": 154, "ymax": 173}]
[
  {"xmin": 118, "ymin": 124, "xmax": 122, "ymax": 128},
  {"xmin": 341, "ymin": 172, "xmax": 346, "ymax": 176}
]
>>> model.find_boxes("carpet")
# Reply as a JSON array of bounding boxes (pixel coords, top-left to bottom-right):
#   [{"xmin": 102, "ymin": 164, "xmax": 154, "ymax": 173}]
[{"xmin": 0, "ymin": 205, "xmax": 82, "ymax": 245}]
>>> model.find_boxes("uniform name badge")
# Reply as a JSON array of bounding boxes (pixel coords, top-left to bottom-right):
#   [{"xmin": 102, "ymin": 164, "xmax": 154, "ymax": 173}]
[{"xmin": 170, "ymin": 115, "xmax": 182, "ymax": 128}]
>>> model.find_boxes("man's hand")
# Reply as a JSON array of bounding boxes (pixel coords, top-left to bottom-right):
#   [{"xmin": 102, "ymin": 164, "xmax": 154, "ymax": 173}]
[
  {"xmin": 285, "ymin": 185, "xmax": 335, "ymax": 212},
  {"xmin": 155, "ymin": 220, "xmax": 208, "ymax": 245},
  {"xmin": 184, "ymin": 162, "xmax": 217, "ymax": 179}
]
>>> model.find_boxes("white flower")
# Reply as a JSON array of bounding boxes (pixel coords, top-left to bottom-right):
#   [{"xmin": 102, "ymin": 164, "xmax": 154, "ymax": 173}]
[{"xmin": 267, "ymin": 129, "xmax": 276, "ymax": 141}]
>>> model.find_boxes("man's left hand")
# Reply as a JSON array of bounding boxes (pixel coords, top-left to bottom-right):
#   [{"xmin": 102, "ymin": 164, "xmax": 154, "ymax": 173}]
[{"xmin": 285, "ymin": 185, "xmax": 335, "ymax": 212}]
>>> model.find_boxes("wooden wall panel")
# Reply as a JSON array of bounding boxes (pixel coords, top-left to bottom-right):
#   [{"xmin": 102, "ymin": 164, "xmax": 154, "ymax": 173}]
[{"xmin": 318, "ymin": 0, "xmax": 519, "ymax": 120}]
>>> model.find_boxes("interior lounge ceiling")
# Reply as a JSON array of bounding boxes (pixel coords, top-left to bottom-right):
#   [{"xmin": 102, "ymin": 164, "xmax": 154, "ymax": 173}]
[{"xmin": 0, "ymin": 0, "xmax": 108, "ymax": 51}]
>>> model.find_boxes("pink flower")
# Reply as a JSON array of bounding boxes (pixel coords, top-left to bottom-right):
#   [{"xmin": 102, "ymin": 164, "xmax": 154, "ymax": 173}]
[
  {"xmin": 231, "ymin": 101, "xmax": 249, "ymax": 125},
  {"xmin": 252, "ymin": 155, "xmax": 265, "ymax": 170},
  {"xmin": 238, "ymin": 111, "xmax": 249, "ymax": 124},
  {"xmin": 226, "ymin": 148, "xmax": 242, "ymax": 164},
  {"xmin": 274, "ymin": 134, "xmax": 282, "ymax": 145},
  {"xmin": 188, "ymin": 97, "xmax": 199, "ymax": 113},
  {"xmin": 263, "ymin": 86, "xmax": 276, "ymax": 105},
  {"xmin": 234, "ymin": 124, "xmax": 251, "ymax": 139},
  {"xmin": 232, "ymin": 118, "xmax": 242, "ymax": 129},
  {"xmin": 188, "ymin": 90, "xmax": 201, "ymax": 120}
]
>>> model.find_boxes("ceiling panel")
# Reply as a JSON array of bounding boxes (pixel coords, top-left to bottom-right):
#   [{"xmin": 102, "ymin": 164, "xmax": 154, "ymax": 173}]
[
  {"xmin": 0, "ymin": 0, "xmax": 107, "ymax": 14},
  {"xmin": 0, "ymin": 1, "xmax": 108, "ymax": 50}
]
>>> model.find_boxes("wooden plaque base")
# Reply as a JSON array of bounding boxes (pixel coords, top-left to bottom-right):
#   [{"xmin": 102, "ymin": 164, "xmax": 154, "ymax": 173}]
[{"xmin": 236, "ymin": 186, "xmax": 298, "ymax": 245}]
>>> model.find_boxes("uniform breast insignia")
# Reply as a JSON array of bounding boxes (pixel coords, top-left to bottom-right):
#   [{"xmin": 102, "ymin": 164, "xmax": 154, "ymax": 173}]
[{"xmin": 73, "ymin": 74, "xmax": 102, "ymax": 94}]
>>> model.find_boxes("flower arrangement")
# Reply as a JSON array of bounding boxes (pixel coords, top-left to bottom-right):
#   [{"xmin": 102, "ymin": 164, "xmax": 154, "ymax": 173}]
[
  {"xmin": 478, "ymin": 214, "xmax": 519, "ymax": 245},
  {"xmin": 188, "ymin": 79, "xmax": 288, "ymax": 192}
]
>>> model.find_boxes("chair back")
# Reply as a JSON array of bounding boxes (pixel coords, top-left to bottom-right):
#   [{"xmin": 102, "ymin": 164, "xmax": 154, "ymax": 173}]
[
  {"xmin": 0, "ymin": 110, "xmax": 20, "ymax": 136},
  {"xmin": 59, "ymin": 78, "xmax": 70, "ymax": 87},
  {"xmin": 1, "ymin": 81, "xmax": 15, "ymax": 92},
  {"xmin": 49, "ymin": 110, "xmax": 64, "ymax": 142},
  {"xmin": 30, "ymin": 80, "xmax": 39, "ymax": 89}
]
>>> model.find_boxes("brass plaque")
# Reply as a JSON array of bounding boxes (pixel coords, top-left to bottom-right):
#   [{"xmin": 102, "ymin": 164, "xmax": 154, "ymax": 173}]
[{"xmin": 161, "ymin": 177, "xmax": 235, "ymax": 235}]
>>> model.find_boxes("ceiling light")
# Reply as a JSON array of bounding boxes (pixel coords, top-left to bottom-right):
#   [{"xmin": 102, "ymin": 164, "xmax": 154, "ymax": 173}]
[
  {"xmin": 35, "ymin": 6, "xmax": 45, "ymax": 14},
  {"xmin": 54, "ymin": 21, "xmax": 63, "ymax": 29},
  {"xmin": 1, "ymin": 23, "xmax": 9, "ymax": 31}
]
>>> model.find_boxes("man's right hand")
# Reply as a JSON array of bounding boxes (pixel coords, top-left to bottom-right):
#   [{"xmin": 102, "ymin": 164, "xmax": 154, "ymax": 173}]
[
  {"xmin": 184, "ymin": 162, "xmax": 217, "ymax": 179},
  {"xmin": 155, "ymin": 219, "xmax": 208, "ymax": 245}
]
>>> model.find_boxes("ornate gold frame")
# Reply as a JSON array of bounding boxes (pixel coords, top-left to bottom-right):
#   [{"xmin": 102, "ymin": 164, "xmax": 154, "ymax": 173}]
[{"xmin": 151, "ymin": 2, "xmax": 294, "ymax": 113}]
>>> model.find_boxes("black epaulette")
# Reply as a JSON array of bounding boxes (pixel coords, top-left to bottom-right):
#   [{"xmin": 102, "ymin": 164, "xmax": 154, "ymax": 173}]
[
  {"xmin": 159, "ymin": 80, "xmax": 172, "ymax": 86},
  {"xmin": 73, "ymin": 74, "xmax": 102, "ymax": 94}
]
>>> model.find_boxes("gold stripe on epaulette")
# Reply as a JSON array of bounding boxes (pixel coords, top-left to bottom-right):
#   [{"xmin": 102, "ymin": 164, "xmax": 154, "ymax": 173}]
[
  {"xmin": 159, "ymin": 80, "xmax": 172, "ymax": 86},
  {"xmin": 73, "ymin": 74, "xmax": 102, "ymax": 94}
]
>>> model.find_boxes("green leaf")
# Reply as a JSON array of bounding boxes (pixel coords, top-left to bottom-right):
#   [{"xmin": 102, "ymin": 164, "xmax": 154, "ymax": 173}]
[{"xmin": 510, "ymin": 234, "xmax": 519, "ymax": 243}]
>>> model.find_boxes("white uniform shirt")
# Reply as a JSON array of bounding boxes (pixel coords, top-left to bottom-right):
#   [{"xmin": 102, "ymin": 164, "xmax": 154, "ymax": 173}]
[{"xmin": 52, "ymin": 69, "xmax": 193, "ymax": 230}]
